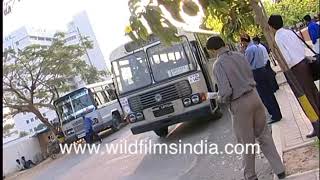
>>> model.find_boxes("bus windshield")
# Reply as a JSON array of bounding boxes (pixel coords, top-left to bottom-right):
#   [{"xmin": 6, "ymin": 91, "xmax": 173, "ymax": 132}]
[
  {"xmin": 112, "ymin": 51, "xmax": 152, "ymax": 94},
  {"xmin": 147, "ymin": 38, "xmax": 196, "ymax": 82},
  {"xmin": 55, "ymin": 88, "xmax": 95, "ymax": 124}
]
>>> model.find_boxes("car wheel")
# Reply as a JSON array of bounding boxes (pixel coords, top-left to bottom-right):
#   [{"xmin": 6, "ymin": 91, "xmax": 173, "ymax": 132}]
[
  {"xmin": 154, "ymin": 127, "xmax": 168, "ymax": 138},
  {"xmin": 111, "ymin": 113, "xmax": 121, "ymax": 132}
]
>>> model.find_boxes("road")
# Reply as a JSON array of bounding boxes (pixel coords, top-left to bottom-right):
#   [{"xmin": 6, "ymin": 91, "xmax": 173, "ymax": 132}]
[{"xmin": 9, "ymin": 106, "xmax": 274, "ymax": 180}]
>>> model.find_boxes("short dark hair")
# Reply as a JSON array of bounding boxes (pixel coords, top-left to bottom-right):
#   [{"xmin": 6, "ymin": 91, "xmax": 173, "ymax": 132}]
[
  {"xmin": 303, "ymin": 15, "xmax": 312, "ymax": 22},
  {"xmin": 16, "ymin": 159, "xmax": 20, "ymax": 163},
  {"xmin": 268, "ymin": 15, "xmax": 283, "ymax": 30},
  {"xmin": 21, "ymin": 156, "xmax": 25, "ymax": 160},
  {"xmin": 240, "ymin": 33, "xmax": 251, "ymax": 43},
  {"xmin": 252, "ymin": 36, "xmax": 260, "ymax": 43},
  {"xmin": 206, "ymin": 36, "xmax": 225, "ymax": 50}
]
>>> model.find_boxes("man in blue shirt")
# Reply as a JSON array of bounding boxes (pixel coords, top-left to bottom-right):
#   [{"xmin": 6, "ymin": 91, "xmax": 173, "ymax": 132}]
[
  {"xmin": 83, "ymin": 116, "xmax": 102, "ymax": 144},
  {"xmin": 304, "ymin": 14, "xmax": 320, "ymax": 53},
  {"xmin": 241, "ymin": 34, "xmax": 282, "ymax": 124}
]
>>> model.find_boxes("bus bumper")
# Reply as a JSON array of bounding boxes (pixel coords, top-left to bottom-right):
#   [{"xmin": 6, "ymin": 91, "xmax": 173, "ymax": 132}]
[{"xmin": 131, "ymin": 104, "xmax": 212, "ymax": 135}]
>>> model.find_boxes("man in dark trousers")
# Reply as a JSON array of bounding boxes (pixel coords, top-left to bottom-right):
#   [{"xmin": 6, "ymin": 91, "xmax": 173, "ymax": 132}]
[
  {"xmin": 206, "ymin": 36, "xmax": 285, "ymax": 180},
  {"xmin": 252, "ymin": 36, "xmax": 279, "ymax": 93},
  {"xmin": 83, "ymin": 116, "xmax": 102, "ymax": 144},
  {"xmin": 268, "ymin": 14, "xmax": 319, "ymax": 139},
  {"xmin": 240, "ymin": 34, "xmax": 282, "ymax": 124}
]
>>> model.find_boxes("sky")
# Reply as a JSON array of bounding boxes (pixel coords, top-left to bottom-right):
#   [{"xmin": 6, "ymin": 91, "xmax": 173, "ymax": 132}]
[{"xmin": 3, "ymin": 0, "xmax": 132, "ymax": 67}]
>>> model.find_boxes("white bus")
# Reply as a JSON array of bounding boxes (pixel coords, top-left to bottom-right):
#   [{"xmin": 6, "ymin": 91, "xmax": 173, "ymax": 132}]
[
  {"xmin": 110, "ymin": 29, "xmax": 233, "ymax": 137},
  {"xmin": 53, "ymin": 80, "xmax": 124, "ymax": 143}
]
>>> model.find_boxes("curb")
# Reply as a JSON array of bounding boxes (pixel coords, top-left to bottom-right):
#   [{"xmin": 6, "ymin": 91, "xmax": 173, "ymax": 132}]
[
  {"xmin": 272, "ymin": 123, "xmax": 319, "ymax": 180},
  {"xmin": 285, "ymin": 168, "xmax": 319, "ymax": 180}
]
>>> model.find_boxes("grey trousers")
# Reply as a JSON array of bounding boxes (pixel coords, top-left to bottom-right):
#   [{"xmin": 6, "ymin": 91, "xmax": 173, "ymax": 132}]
[{"xmin": 230, "ymin": 89, "xmax": 285, "ymax": 180}]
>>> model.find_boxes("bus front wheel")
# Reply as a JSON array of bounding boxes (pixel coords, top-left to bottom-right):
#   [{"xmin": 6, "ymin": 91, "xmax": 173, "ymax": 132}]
[{"xmin": 154, "ymin": 127, "xmax": 168, "ymax": 138}]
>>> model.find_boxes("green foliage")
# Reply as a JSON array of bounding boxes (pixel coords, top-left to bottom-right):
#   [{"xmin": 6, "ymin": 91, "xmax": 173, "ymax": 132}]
[
  {"xmin": 126, "ymin": 0, "xmax": 318, "ymax": 44},
  {"xmin": 264, "ymin": 0, "xmax": 319, "ymax": 27},
  {"xmin": 3, "ymin": 123, "xmax": 15, "ymax": 135},
  {"xmin": 34, "ymin": 123, "xmax": 47, "ymax": 131},
  {"xmin": 19, "ymin": 131, "xmax": 29, "ymax": 137}
]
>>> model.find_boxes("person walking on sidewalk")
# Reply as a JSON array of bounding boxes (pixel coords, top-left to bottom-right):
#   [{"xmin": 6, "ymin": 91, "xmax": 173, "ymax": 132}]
[
  {"xmin": 303, "ymin": 14, "xmax": 320, "ymax": 54},
  {"xmin": 206, "ymin": 36, "xmax": 286, "ymax": 180},
  {"xmin": 268, "ymin": 15, "xmax": 320, "ymax": 139},
  {"xmin": 240, "ymin": 34, "xmax": 283, "ymax": 124},
  {"xmin": 252, "ymin": 36, "xmax": 279, "ymax": 93}
]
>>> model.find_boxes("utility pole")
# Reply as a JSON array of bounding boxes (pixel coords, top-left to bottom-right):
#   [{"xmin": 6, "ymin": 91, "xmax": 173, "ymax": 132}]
[
  {"xmin": 76, "ymin": 27, "xmax": 94, "ymax": 68},
  {"xmin": 249, "ymin": 0, "xmax": 319, "ymax": 138}
]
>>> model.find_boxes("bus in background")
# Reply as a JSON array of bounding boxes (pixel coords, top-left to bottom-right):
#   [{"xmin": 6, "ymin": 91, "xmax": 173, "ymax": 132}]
[
  {"xmin": 53, "ymin": 80, "xmax": 124, "ymax": 143},
  {"xmin": 110, "ymin": 29, "xmax": 231, "ymax": 137}
]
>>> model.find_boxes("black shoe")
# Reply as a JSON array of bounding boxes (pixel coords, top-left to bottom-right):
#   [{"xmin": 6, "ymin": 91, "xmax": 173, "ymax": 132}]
[
  {"xmin": 268, "ymin": 118, "xmax": 281, "ymax": 124},
  {"xmin": 277, "ymin": 172, "xmax": 286, "ymax": 179},
  {"xmin": 306, "ymin": 130, "xmax": 317, "ymax": 138}
]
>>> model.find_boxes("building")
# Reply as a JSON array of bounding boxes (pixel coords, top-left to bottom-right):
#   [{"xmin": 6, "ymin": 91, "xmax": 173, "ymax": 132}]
[
  {"xmin": 66, "ymin": 11, "xmax": 107, "ymax": 71},
  {"xmin": 3, "ymin": 26, "xmax": 56, "ymax": 51},
  {"xmin": 3, "ymin": 11, "xmax": 108, "ymax": 138},
  {"xmin": 13, "ymin": 108, "xmax": 57, "ymax": 135},
  {"xmin": 3, "ymin": 115, "xmax": 19, "ymax": 144},
  {"xmin": 65, "ymin": 11, "xmax": 108, "ymax": 88}
]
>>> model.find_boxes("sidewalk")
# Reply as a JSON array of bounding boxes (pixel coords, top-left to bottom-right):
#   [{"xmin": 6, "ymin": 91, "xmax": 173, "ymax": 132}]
[{"xmin": 271, "ymin": 66, "xmax": 319, "ymax": 180}]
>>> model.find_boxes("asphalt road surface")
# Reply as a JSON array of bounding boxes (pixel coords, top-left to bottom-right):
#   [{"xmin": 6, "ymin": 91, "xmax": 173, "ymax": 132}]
[{"xmin": 10, "ymin": 106, "xmax": 274, "ymax": 180}]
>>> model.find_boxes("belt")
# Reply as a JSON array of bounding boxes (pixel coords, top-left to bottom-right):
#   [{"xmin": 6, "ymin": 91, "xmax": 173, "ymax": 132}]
[{"xmin": 231, "ymin": 89, "xmax": 253, "ymax": 102}]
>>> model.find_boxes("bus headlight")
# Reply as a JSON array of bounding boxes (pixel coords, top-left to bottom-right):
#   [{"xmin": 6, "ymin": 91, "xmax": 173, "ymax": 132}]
[
  {"xmin": 183, "ymin": 98, "xmax": 192, "ymax": 107},
  {"xmin": 128, "ymin": 114, "xmax": 137, "ymax": 123},
  {"xmin": 136, "ymin": 112, "xmax": 144, "ymax": 121},
  {"xmin": 191, "ymin": 94, "xmax": 200, "ymax": 104}
]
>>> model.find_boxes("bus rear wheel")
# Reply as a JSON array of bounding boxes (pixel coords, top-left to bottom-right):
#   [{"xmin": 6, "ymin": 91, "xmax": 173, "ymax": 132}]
[{"xmin": 154, "ymin": 127, "xmax": 168, "ymax": 138}]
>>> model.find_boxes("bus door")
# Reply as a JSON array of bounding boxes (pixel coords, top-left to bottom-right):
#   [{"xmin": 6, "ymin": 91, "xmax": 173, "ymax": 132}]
[{"xmin": 192, "ymin": 33, "xmax": 218, "ymax": 111}]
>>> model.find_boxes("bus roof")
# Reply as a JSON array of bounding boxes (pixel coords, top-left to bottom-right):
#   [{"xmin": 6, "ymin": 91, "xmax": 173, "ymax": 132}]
[
  {"xmin": 54, "ymin": 79, "xmax": 114, "ymax": 104},
  {"xmin": 109, "ymin": 28, "xmax": 220, "ymax": 62}
]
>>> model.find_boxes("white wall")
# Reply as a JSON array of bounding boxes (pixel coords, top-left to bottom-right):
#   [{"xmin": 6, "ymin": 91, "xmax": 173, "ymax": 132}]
[{"xmin": 3, "ymin": 137, "xmax": 43, "ymax": 176}]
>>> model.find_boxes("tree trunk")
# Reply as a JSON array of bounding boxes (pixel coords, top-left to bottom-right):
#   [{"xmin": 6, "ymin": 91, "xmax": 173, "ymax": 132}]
[
  {"xmin": 30, "ymin": 106, "xmax": 59, "ymax": 135},
  {"xmin": 249, "ymin": 0, "xmax": 319, "ymax": 123}
]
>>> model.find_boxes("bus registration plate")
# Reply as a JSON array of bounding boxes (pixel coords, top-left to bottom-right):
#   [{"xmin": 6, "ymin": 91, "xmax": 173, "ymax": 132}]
[
  {"xmin": 77, "ymin": 132, "xmax": 86, "ymax": 139},
  {"xmin": 152, "ymin": 103, "xmax": 174, "ymax": 117}
]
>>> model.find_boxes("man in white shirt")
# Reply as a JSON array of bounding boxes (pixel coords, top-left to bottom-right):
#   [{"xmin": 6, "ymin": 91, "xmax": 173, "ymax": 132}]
[{"xmin": 268, "ymin": 15, "xmax": 319, "ymax": 139}]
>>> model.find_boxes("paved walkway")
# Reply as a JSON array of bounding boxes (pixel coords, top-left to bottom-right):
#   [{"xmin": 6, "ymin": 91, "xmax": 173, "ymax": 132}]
[{"xmin": 271, "ymin": 65, "xmax": 319, "ymax": 180}]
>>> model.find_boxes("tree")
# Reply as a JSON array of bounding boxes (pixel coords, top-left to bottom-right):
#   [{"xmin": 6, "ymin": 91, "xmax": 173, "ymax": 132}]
[
  {"xmin": 264, "ymin": 0, "xmax": 318, "ymax": 27},
  {"xmin": 125, "ymin": 0, "xmax": 319, "ymax": 137},
  {"xmin": 3, "ymin": 32, "xmax": 106, "ymax": 134},
  {"xmin": 126, "ymin": 0, "xmax": 318, "ymax": 42},
  {"xmin": 3, "ymin": 123, "xmax": 15, "ymax": 135}
]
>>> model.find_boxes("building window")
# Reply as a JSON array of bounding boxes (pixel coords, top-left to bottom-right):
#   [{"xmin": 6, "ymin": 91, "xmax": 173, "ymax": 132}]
[
  {"xmin": 42, "ymin": 113, "xmax": 46, "ymax": 117},
  {"xmin": 8, "ymin": 46, "xmax": 12, "ymax": 49},
  {"xmin": 34, "ymin": 127, "xmax": 37, "ymax": 132},
  {"xmin": 38, "ymin": 37, "xmax": 45, "ymax": 41},
  {"xmin": 15, "ymin": 41, "xmax": 19, "ymax": 45},
  {"xmin": 30, "ymin": 36, "xmax": 37, "ymax": 40},
  {"xmin": 35, "ymin": 116, "xmax": 38, "ymax": 120},
  {"xmin": 30, "ymin": 118, "xmax": 34, "ymax": 122},
  {"xmin": 23, "ymin": 112, "xmax": 26, "ymax": 115},
  {"xmin": 29, "ymin": 129, "xmax": 33, "ymax": 133},
  {"xmin": 26, "ymin": 120, "xmax": 29, "ymax": 124},
  {"xmin": 45, "ymin": 38, "xmax": 52, "ymax": 41}
]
